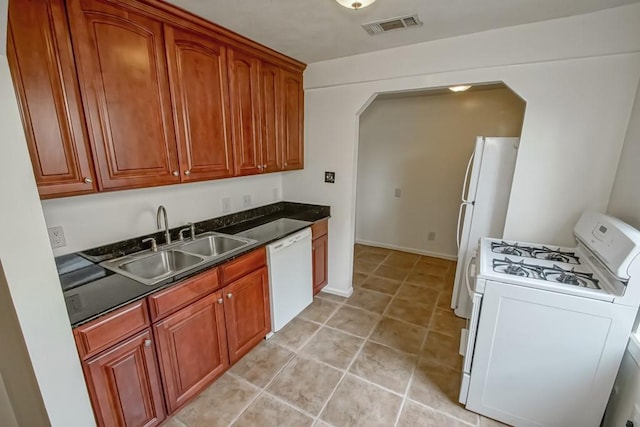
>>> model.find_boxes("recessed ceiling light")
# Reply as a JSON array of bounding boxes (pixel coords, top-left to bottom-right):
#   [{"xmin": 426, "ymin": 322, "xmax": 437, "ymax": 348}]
[
  {"xmin": 449, "ymin": 85, "xmax": 472, "ymax": 92},
  {"xmin": 336, "ymin": 0, "xmax": 376, "ymax": 10}
]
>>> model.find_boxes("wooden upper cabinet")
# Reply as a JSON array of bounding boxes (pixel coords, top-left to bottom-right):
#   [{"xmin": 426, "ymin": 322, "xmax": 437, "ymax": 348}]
[
  {"xmin": 67, "ymin": 0, "xmax": 180, "ymax": 191},
  {"xmin": 223, "ymin": 266, "xmax": 271, "ymax": 364},
  {"xmin": 228, "ymin": 49, "xmax": 261, "ymax": 176},
  {"xmin": 165, "ymin": 26, "xmax": 234, "ymax": 181},
  {"xmin": 7, "ymin": 0, "xmax": 97, "ymax": 198},
  {"xmin": 281, "ymin": 69, "xmax": 304, "ymax": 171},
  {"xmin": 259, "ymin": 62, "xmax": 282, "ymax": 173},
  {"xmin": 84, "ymin": 329, "xmax": 165, "ymax": 427}
]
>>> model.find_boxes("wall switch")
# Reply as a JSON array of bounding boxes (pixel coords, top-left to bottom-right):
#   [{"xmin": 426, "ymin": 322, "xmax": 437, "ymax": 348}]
[
  {"xmin": 428, "ymin": 232, "xmax": 436, "ymax": 241},
  {"xmin": 221, "ymin": 197, "xmax": 231, "ymax": 214},
  {"xmin": 325, "ymin": 171, "xmax": 335, "ymax": 183},
  {"xmin": 394, "ymin": 188, "xmax": 402, "ymax": 197},
  {"xmin": 272, "ymin": 187, "xmax": 279, "ymax": 200},
  {"xmin": 48, "ymin": 226, "xmax": 66, "ymax": 248},
  {"xmin": 242, "ymin": 195, "xmax": 251, "ymax": 208}
]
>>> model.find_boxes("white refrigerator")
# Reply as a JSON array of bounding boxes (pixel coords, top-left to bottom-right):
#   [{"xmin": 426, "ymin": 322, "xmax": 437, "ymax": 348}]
[{"xmin": 451, "ymin": 136, "xmax": 519, "ymax": 319}]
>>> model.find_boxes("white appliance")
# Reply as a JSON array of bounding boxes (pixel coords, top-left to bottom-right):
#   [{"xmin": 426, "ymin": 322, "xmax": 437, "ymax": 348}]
[
  {"xmin": 459, "ymin": 212, "xmax": 640, "ymax": 427},
  {"xmin": 266, "ymin": 228, "xmax": 313, "ymax": 333},
  {"xmin": 452, "ymin": 136, "xmax": 520, "ymax": 319}
]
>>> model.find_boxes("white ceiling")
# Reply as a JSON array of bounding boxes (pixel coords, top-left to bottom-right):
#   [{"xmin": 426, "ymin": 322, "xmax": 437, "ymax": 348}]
[{"xmin": 166, "ymin": 0, "xmax": 640, "ymax": 63}]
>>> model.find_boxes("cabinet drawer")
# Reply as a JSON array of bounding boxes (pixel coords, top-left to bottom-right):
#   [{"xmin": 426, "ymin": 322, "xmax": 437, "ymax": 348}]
[
  {"xmin": 220, "ymin": 248, "xmax": 266, "ymax": 285},
  {"xmin": 74, "ymin": 300, "xmax": 149, "ymax": 360},
  {"xmin": 311, "ymin": 219, "xmax": 328, "ymax": 239},
  {"xmin": 148, "ymin": 267, "xmax": 220, "ymax": 321}
]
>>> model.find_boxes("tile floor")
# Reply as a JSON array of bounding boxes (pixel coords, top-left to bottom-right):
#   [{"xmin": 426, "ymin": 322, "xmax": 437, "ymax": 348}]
[{"xmin": 165, "ymin": 244, "xmax": 508, "ymax": 427}]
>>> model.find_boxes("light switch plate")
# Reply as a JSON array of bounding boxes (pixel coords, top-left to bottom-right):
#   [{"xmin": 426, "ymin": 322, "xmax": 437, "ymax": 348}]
[{"xmin": 48, "ymin": 226, "xmax": 66, "ymax": 248}]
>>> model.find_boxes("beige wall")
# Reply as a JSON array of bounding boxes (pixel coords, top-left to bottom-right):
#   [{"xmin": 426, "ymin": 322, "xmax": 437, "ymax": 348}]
[
  {"xmin": 355, "ymin": 88, "xmax": 525, "ymax": 257},
  {"xmin": 608, "ymin": 83, "xmax": 640, "ymax": 229}
]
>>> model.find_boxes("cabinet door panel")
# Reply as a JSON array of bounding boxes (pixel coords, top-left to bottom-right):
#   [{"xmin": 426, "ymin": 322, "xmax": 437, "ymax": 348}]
[
  {"xmin": 165, "ymin": 26, "xmax": 233, "ymax": 181},
  {"xmin": 228, "ymin": 49, "xmax": 261, "ymax": 175},
  {"xmin": 68, "ymin": 0, "xmax": 180, "ymax": 190},
  {"xmin": 7, "ymin": 0, "xmax": 96, "ymax": 198},
  {"xmin": 281, "ymin": 70, "xmax": 304, "ymax": 170},
  {"xmin": 312, "ymin": 234, "xmax": 328, "ymax": 295},
  {"xmin": 259, "ymin": 62, "xmax": 281, "ymax": 173},
  {"xmin": 223, "ymin": 267, "xmax": 271, "ymax": 364},
  {"xmin": 85, "ymin": 330, "xmax": 165, "ymax": 427},
  {"xmin": 154, "ymin": 292, "xmax": 228, "ymax": 413}
]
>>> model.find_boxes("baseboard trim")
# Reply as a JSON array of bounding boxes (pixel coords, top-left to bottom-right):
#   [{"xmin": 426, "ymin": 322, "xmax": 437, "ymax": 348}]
[
  {"xmin": 319, "ymin": 286, "xmax": 353, "ymax": 298},
  {"xmin": 355, "ymin": 239, "xmax": 458, "ymax": 261}
]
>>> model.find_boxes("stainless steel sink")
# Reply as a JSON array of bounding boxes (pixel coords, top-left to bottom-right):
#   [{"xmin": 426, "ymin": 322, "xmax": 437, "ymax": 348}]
[
  {"xmin": 119, "ymin": 250, "xmax": 204, "ymax": 281},
  {"xmin": 100, "ymin": 232, "xmax": 256, "ymax": 286},
  {"xmin": 177, "ymin": 233, "xmax": 248, "ymax": 257}
]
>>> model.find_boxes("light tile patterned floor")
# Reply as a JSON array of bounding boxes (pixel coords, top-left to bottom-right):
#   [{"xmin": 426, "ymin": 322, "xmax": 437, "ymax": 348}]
[{"xmin": 165, "ymin": 244, "xmax": 509, "ymax": 427}]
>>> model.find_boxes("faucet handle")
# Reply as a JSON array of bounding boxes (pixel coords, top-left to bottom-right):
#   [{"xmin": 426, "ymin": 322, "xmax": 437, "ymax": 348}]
[
  {"xmin": 142, "ymin": 237, "xmax": 157, "ymax": 252},
  {"xmin": 178, "ymin": 228, "xmax": 190, "ymax": 241},
  {"xmin": 188, "ymin": 222, "xmax": 196, "ymax": 239}
]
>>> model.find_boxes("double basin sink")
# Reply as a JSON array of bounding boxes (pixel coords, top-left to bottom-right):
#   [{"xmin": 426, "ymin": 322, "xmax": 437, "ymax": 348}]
[{"xmin": 101, "ymin": 232, "xmax": 257, "ymax": 286}]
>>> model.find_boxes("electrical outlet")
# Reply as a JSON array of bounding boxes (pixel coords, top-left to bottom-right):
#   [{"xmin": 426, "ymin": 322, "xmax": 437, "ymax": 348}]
[
  {"xmin": 394, "ymin": 188, "xmax": 402, "ymax": 198},
  {"xmin": 48, "ymin": 226, "xmax": 66, "ymax": 248},
  {"xmin": 272, "ymin": 187, "xmax": 279, "ymax": 200},
  {"xmin": 325, "ymin": 171, "xmax": 335, "ymax": 183},
  {"xmin": 428, "ymin": 232, "xmax": 436, "ymax": 241},
  {"xmin": 221, "ymin": 197, "xmax": 231, "ymax": 214},
  {"xmin": 242, "ymin": 195, "xmax": 251, "ymax": 208}
]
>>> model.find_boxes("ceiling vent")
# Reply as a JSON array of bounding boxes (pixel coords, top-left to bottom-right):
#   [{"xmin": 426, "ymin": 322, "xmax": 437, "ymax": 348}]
[{"xmin": 362, "ymin": 14, "xmax": 423, "ymax": 36}]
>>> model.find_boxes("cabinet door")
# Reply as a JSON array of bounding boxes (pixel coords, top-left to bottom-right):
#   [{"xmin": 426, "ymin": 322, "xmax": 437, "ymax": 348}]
[
  {"xmin": 312, "ymin": 234, "xmax": 328, "ymax": 295},
  {"xmin": 84, "ymin": 329, "xmax": 165, "ymax": 427},
  {"xmin": 281, "ymin": 69, "xmax": 304, "ymax": 171},
  {"xmin": 223, "ymin": 267, "xmax": 271, "ymax": 364},
  {"xmin": 153, "ymin": 292, "xmax": 228, "ymax": 413},
  {"xmin": 7, "ymin": 0, "xmax": 96, "ymax": 198},
  {"xmin": 259, "ymin": 62, "xmax": 282, "ymax": 173},
  {"xmin": 165, "ymin": 26, "xmax": 234, "ymax": 182},
  {"xmin": 228, "ymin": 49, "xmax": 261, "ymax": 176},
  {"xmin": 67, "ymin": 0, "xmax": 180, "ymax": 191}
]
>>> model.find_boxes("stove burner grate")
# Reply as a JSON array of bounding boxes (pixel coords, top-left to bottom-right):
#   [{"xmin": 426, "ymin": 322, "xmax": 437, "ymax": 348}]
[
  {"xmin": 492, "ymin": 258, "xmax": 600, "ymax": 289},
  {"xmin": 491, "ymin": 242, "xmax": 580, "ymax": 265}
]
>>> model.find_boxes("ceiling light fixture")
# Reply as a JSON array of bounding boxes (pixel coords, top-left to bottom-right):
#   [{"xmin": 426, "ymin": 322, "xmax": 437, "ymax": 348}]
[
  {"xmin": 449, "ymin": 85, "xmax": 472, "ymax": 92},
  {"xmin": 336, "ymin": 0, "xmax": 376, "ymax": 10}
]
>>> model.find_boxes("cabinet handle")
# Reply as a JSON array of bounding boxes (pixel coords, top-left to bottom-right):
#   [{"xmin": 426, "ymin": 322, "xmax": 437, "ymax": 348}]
[
  {"xmin": 172, "ymin": 170, "xmax": 179, "ymax": 176},
  {"xmin": 226, "ymin": 293, "xmax": 233, "ymax": 299},
  {"xmin": 144, "ymin": 339, "xmax": 152, "ymax": 347},
  {"xmin": 263, "ymin": 164, "xmax": 267, "ymax": 169},
  {"xmin": 284, "ymin": 162, "xmax": 288, "ymax": 166},
  {"xmin": 184, "ymin": 170, "xmax": 191, "ymax": 176},
  {"xmin": 83, "ymin": 177, "xmax": 92, "ymax": 184},
  {"xmin": 257, "ymin": 165, "xmax": 262, "ymax": 170},
  {"xmin": 217, "ymin": 298, "xmax": 223, "ymax": 304}
]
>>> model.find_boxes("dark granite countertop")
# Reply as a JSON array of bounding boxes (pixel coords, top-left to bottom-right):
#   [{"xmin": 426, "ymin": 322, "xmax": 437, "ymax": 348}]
[{"xmin": 60, "ymin": 201, "xmax": 329, "ymax": 327}]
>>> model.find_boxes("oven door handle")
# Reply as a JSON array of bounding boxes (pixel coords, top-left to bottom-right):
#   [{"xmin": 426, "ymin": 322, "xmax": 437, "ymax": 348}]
[{"xmin": 464, "ymin": 253, "xmax": 477, "ymax": 298}]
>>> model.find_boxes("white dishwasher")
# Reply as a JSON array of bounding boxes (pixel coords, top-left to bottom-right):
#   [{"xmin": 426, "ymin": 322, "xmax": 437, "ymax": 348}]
[{"xmin": 267, "ymin": 227, "xmax": 313, "ymax": 333}]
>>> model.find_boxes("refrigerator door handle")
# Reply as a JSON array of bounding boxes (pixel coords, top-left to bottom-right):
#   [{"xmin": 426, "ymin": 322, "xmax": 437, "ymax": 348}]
[
  {"xmin": 456, "ymin": 202, "xmax": 471, "ymax": 250},
  {"xmin": 461, "ymin": 151, "xmax": 475, "ymax": 203}
]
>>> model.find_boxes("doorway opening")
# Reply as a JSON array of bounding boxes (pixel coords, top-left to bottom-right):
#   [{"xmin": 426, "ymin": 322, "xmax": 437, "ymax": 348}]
[{"xmin": 352, "ymin": 82, "xmax": 526, "ymax": 316}]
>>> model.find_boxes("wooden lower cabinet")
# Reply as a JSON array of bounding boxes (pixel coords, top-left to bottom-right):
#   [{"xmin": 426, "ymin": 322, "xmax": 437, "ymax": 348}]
[
  {"xmin": 77, "ymin": 249, "xmax": 272, "ymax": 424},
  {"xmin": 153, "ymin": 292, "xmax": 229, "ymax": 413},
  {"xmin": 311, "ymin": 219, "xmax": 329, "ymax": 295},
  {"xmin": 223, "ymin": 267, "xmax": 271, "ymax": 364},
  {"xmin": 84, "ymin": 329, "xmax": 165, "ymax": 427}
]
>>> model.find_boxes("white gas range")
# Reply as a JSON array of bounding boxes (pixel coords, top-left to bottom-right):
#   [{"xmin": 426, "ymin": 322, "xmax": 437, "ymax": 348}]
[{"xmin": 459, "ymin": 212, "xmax": 640, "ymax": 427}]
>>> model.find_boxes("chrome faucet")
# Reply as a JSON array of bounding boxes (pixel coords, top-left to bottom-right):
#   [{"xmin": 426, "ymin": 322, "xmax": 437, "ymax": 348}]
[{"xmin": 156, "ymin": 205, "xmax": 171, "ymax": 245}]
